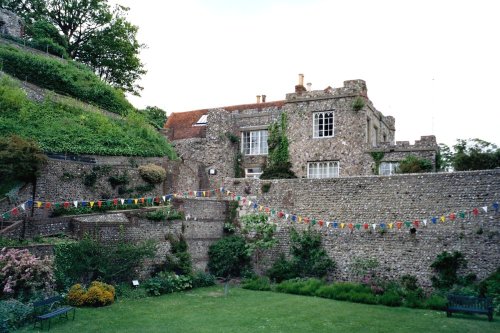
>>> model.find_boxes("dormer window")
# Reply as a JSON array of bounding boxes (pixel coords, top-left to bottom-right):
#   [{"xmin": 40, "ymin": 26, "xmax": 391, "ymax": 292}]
[
  {"xmin": 313, "ymin": 111, "xmax": 334, "ymax": 138},
  {"xmin": 193, "ymin": 115, "xmax": 207, "ymax": 126}
]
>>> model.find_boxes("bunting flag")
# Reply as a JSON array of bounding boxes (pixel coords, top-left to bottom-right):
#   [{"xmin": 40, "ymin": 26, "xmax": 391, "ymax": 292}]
[{"xmin": 0, "ymin": 187, "xmax": 497, "ymax": 237}]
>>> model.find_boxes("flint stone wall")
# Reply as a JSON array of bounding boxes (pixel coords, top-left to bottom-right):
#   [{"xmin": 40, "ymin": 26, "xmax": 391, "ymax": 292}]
[{"xmin": 225, "ymin": 169, "xmax": 500, "ymax": 287}]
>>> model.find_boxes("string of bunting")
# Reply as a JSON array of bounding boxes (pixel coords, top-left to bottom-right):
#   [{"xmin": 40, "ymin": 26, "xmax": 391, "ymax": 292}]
[{"xmin": 1, "ymin": 187, "xmax": 499, "ymax": 234}]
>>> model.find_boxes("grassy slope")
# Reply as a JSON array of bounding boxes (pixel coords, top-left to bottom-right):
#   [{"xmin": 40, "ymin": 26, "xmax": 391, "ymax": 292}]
[
  {"xmin": 17, "ymin": 287, "xmax": 499, "ymax": 333},
  {"xmin": 0, "ymin": 75, "xmax": 176, "ymax": 158}
]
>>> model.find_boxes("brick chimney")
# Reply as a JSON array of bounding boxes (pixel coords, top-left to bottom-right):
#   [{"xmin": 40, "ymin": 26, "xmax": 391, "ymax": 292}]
[
  {"xmin": 295, "ymin": 73, "xmax": 307, "ymax": 94},
  {"xmin": 262, "ymin": 94, "xmax": 266, "ymax": 103}
]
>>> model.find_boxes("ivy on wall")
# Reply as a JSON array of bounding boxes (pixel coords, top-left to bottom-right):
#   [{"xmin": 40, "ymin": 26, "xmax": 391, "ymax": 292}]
[
  {"xmin": 261, "ymin": 113, "xmax": 296, "ymax": 179},
  {"xmin": 370, "ymin": 151, "xmax": 385, "ymax": 175}
]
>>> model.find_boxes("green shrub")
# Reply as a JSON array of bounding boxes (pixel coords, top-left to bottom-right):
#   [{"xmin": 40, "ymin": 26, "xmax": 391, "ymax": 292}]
[
  {"xmin": 54, "ymin": 236, "xmax": 155, "ymax": 288},
  {"xmin": 146, "ymin": 205, "xmax": 183, "ymax": 221},
  {"xmin": 164, "ymin": 233, "xmax": 192, "ymax": 276},
  {"xmin": 270, "ymin": 227, "xmax": 335, "ymax": 280},
  {"xmin": 138, "ymin": 164, "xmax": 167, "ymax": 184},
  {"xmin": 424, "ymin": 294, "xmax": 447, "ymax": 310},
  {"xmin": 430, "ymin": 251, "xmax": 467, "ymax": 289},
  {"xmin": 191, "ymin": 271, "xmax": 216, "ymax": 288},
  {"xmin": 479, "ymin": 267, "xmax": 500, "ymax": 314},
  {"xmin": 143, "ymin": 272, "xmax": 192, "ymax": 296},
  {"xmin": 397, "ymin": 155, "xmax": 433, "ymax": 174},
  {"xmin": 378, "ymin": 291, "xmax": 403, "ymax": 307},
  {"xmin": 261, "ymin": 182, "xmax": 271, "ymax": 193},
  {"xmin": 0, "ymin": 299, "xmax": 32, "ymax": 330},
  {"xmin": 275, "ymin": 278, "xmax": 324, "ymax": 296},
  {"xmin": 242, "ymin": 276, "xmax": 272, "ymax": 291},
  {"xmin": 114, "ymin": 283, "xmax": 148, "ymax": 300},
  {"xmin": 208, "ymin": 236, "xmax": 251, "ymax": 278},
  {"xmin": 315, "ymin": 282, "xmax": 372, "ymax": 300},
  {"xmin": 0, "ymin": 43, "xmax": 133, "ymax": 115},
  {"xmin": 267, "ymin": 254, "xmax": 296, "ymax": 283},
  {"xmin": 348, "ymin": 292, "xmax": 378, "ymax": 304},
  {"xmin": 108, "ymin": 173, "xmax": 129, "ymax": 188},
  {"xmin": 403, "ymin": 291, "xmax": 425, "ymax": 308}
]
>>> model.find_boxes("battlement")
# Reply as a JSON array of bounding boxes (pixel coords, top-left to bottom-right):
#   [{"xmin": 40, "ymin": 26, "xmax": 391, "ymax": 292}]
[
  {"xmin": 286, "ymin": 78, "xmax": 368, "ymax": 101},
  {"xmin": 374, "ymin": 135, "xmax": 438, "ymax": 151}
]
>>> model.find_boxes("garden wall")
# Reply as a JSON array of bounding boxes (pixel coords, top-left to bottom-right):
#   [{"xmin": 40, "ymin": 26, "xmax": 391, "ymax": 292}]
[
  {"xmin": 225, "ymin": 170, "xmax": 500, "ymax": 287},
  {"xmin": 4, "ymin": 199, "xmax": 227, "ymax": 276},
  {"xmin": 1, "ymin": 154, "xmax": 206, "ymax": 218}
]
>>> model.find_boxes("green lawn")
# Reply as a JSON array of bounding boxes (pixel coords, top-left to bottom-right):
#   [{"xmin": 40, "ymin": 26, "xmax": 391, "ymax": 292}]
[{"xmin": 17, "ymin": 287, "xmax": 498, "ymax": 333}]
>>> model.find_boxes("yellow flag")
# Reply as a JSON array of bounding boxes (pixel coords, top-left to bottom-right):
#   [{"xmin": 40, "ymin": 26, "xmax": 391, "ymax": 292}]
[
  {"xmin": 90, "ymin": 201, "xmax": 95, "ymax": 208},
  {"xmin": 37, "ymin": 201, "xmax": 42, "ymax": 208},
  {"xmin": 388, "ymin": 223, "xmax": 394, "ymax": 229},
  {"xmin": 340, "ymin": 223, "xmax": 345, "ymax": 229},
  {"xmin": 298, "ymin": 216, "xmax": 302, "ymax": 223},
  {"xmin": 259, "ymin": 205, "xmax": 263, "ymax": 211},
  {"xmin": 440, "ymin": 216, "xmax": 446, "ymax": 222},
  {"xmin": 202, "ymin": 191, "xmax": 206, "ymax": 197}
]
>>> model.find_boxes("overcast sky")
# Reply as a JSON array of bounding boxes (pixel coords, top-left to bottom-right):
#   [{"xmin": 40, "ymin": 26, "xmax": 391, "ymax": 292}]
[{"xmin": 111, "ymin": 0, "xmax": 499, "ymax": 148}]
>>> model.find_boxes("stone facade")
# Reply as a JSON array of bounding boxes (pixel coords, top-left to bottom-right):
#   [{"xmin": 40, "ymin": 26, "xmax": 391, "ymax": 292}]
[
  {"xmin": 0, "ymin": 9, "xmax": 23, "ymax": 38},
  {"xmin": 165, "ymin": 76, "xmax": 439, "ymax": 186},
  {"xmin": 224, "ymin": 169, "xmax": 500, "ymax": 287}
]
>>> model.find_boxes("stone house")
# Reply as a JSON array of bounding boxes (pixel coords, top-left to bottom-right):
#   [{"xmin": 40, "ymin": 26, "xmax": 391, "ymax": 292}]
[{"xmin": 164, "ymin": 75, "xmax": 438, "ymax": 181}]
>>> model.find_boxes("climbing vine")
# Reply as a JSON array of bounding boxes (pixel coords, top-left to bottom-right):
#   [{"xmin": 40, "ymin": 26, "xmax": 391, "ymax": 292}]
[
  {"xmin": 261, "ymin": 113, "xmax": 296, "ymax": 179},
  {"xmin": 370, "ymin": 151, "xmax": 385, "ymax": 175}
]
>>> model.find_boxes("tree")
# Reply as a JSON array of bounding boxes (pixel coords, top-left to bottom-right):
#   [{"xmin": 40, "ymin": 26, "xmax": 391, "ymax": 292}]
[
  {"xmin": 78, "ymin": 8, "xmax": 146, "ymax": 95},
  {"xmin": 1, "ymin": 0, "xmax": 145, "ymax": 94},
  {"xmin": 138, "ymin": 106, "xmax": 168, "ymax": 129},
  {"xmin": 451, "ymin": 138, "xmax": 500, "ymax": 171}
]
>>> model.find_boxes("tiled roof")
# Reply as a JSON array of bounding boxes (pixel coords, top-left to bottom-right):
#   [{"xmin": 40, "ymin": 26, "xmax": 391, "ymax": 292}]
[
  {"xmin": 164, "ymin": 109, "xmax": 208, "ymax": 140},
  {"xmin": 165, "ymin": 101, "xmax": 285, "ymax": 140}
]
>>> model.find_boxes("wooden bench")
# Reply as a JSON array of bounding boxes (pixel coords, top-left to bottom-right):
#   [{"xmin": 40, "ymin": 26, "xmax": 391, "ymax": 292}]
[
  {"xmin": 33, "ymin": 296, "xmax": 75, "ymax": 330},
  {"xmin": 446, "ymin": 294, "xmax": 493, "ymax": 321}
]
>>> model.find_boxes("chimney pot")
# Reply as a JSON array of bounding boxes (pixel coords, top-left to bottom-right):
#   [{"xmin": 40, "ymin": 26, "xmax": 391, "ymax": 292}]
[
  {"xmin": 262, "ymin": 94, "xmax": 266, "ymax": 103},
  {"xmin": 298, "ymin": 74, "xmax": 304, "ymax": 86},
  {"xmin": 306, "ymin": 83, "xmax": 312, "ymax": 91},
  {"xmin": 256, "ymin": 95, "xmax": 261, "ymax": 103}
]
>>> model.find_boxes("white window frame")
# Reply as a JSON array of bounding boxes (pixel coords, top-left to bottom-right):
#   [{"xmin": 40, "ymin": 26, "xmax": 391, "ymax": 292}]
[
  {"xmin": 307, "ymin": 161, "xmax": 340, "ymax": 179},
  {"xmin": 313, "ymin": 111, "xmax": 334, "ymax": 138},
  {"xmin": 241, "ymin": 130, "xmax": 268, "ymax": 155},
  {"xmin": 379, "ymin": 162, "xmax": 399, "ymax": 176},
  {"xmin": 245, "ymin": 167, "xmax": 263, "ymax": 179}
]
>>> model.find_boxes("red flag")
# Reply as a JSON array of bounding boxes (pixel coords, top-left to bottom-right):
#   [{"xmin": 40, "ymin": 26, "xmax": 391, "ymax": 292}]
[
  {"xmin": 348, "ymin": 223, "xmax": 354, "ymax": 230},
  {"xmin": 97, "ymin": 200, "xmax": 102, "ymax": 208},
  {"xmin": 64, "ymin": 202, "xmax": 70, "ymax": 208},
  {"xmin": 449, "ymin": 213, "xmax": 456, "ymax": 221},
  {"xmin": 319, "ymin": 220, "xmax": 324, "ymax": 227},
  {"xmin": 472, "ymin": 208, "xmax": 479, "ymax": 216},
  {"xmin": 363, "ymin": 223, "xmax": 369, "ymax": 230},
  {"xmin": 396, "ymin": 221, "xmax": 403, "ymax": 229},
  {"xmin": 113, "ymin": 198, "xmax": 118, "ymax": 205},
  {"xmin": 413, "ymin": 220, "xmax": 420, "ymax": 228},
  {"xmin": 12, "ymin": 207, "xmax": 19, "ymax": 215},
  {"xmin": 45, "ymin": 202, "xmax": 51, "ymax": 209}
]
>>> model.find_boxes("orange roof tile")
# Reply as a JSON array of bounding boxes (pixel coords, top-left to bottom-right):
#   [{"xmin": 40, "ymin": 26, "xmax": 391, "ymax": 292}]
[{"xmin": 164, "ymin": 100, "xmax": 286, "ymax": 140}]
